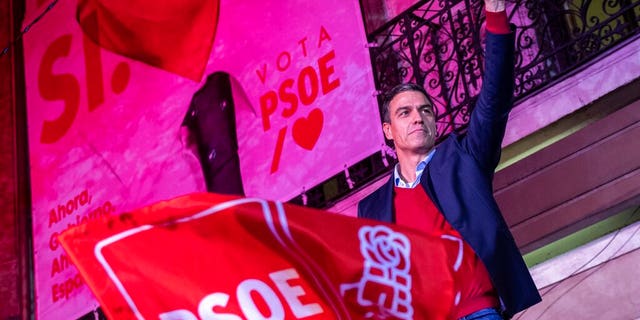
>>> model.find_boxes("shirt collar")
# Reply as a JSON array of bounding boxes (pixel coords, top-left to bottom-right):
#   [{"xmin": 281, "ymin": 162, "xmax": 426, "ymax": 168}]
[{"xmin": 394, "ymin": 149, "xmax": 436, "ymax": 188}]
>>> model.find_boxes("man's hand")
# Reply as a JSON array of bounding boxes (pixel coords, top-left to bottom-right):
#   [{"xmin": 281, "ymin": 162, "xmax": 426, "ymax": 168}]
[{"xmin": 485, "ymin": 0, "xmax": 505, "ymax": 12}]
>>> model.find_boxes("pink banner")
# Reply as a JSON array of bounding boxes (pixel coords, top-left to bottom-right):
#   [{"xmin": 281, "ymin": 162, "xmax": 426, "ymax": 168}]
[
  {"xmin": 23, "ymin": 0, "xmax": 382, "ymax": 318},
  {"xmin": 206, "ymin": 1, "xmax": 383, "ymax": 199}
]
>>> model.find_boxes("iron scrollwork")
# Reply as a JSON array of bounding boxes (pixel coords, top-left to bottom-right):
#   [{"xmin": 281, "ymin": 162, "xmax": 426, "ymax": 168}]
[{"xmin": 368, "ymin": 0, "xmax": 640, "ymax": 139}]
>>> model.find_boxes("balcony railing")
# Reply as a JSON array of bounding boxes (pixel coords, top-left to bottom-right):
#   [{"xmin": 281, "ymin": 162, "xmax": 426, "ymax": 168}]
[
  {"xmin": 290, "ymin": 0, "xmax": 640, "ymax": 208},
  {"xmin": 368, "ymin": 0, "xmax": 640, "ymax": 140}
]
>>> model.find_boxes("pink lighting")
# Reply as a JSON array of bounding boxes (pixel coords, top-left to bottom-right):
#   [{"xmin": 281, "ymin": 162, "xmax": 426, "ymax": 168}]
[{"xmin": 23, "ymin": 0, "xmax": 382, "ymax": 318}]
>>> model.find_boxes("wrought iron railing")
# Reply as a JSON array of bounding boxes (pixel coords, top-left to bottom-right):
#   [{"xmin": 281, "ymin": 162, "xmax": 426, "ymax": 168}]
[
  {"xmin": 368, "ymin": 0, "xmax": 640, "ymax": 140},
  {"xmin": 290, "ymin": 0, "xmax": 640, "ymax": 208},
  {"xmin": 368, "ymin": 0, "xmax": 485, "ymax": 140},
  {"xmin": 510, "ymin": 0, "xmax": 640, "ymax": 99}
]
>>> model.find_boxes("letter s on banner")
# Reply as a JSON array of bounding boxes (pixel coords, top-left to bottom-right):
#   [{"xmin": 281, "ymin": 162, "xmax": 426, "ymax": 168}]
[
  {"xmin": 159, "ymin": 309, "xmax": 198, "ymax": 320},
  {"xmin": 198, "ymin": 293, "xmax": 242, "ymax": 320},
  {"xmin": 159, "ymin": 293, "xmax": 243, "ymax": 320}
]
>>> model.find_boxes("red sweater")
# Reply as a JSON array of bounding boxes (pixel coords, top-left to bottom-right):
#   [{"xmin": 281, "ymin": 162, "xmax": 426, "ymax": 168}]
[{"xmin": 394, "ymin": 186, "xmax": 498, "ymax": 319}]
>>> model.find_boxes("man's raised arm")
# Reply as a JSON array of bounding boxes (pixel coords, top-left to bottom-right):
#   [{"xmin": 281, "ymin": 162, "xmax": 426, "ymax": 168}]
[{"xmin": 462, "ymin": 0, "xmax": 515, "ymax": 172}]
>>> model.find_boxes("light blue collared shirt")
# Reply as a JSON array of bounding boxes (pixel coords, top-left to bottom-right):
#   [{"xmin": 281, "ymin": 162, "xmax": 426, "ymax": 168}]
[{"xmin": 393, "ymin": 149, "xmax": 436, "ymax": 188}]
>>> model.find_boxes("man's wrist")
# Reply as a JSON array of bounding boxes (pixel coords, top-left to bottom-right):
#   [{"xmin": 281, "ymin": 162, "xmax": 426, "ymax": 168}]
[{"xmin": 485, "ymin": 0, "xmax": 506, "ymax": 13}]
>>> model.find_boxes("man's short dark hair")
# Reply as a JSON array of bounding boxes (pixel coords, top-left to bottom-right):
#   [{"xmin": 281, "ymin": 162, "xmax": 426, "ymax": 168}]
[{"xmin": 381, "ymin": 83, "xmax": 431, "ymax": 123}]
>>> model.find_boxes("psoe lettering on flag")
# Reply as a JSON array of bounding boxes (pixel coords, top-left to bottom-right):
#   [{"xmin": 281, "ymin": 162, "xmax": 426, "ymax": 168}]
[{"xmin": 58, "ymin": 193, "xmax": 462, "ymax": 319}]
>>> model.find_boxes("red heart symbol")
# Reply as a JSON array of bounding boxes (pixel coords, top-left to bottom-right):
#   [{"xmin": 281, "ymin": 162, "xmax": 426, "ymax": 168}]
[{"xmin": 292, "ymin": 108, "xmax": 324, "ymax": 150}]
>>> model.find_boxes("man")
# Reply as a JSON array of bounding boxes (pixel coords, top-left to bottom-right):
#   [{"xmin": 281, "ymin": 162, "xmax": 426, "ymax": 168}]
[{"xmin": 357, "ymin": 0, "xmax": 542, "ymax": 319}]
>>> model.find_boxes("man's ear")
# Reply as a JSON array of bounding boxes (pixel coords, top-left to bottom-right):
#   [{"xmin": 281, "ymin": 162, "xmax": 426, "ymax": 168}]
[{"xmin": 382, "ymin": 122, "xmax": 393, "ymax": 140}]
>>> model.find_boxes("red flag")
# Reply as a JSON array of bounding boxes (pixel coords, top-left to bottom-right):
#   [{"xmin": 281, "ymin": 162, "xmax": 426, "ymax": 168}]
[
  {"xmin": 59, "ymin": 193, "xmax": 465, "ymax": 319},
  {"xmin": 77, "ymin": 0, "xmax": 219, "ymax": 81}
]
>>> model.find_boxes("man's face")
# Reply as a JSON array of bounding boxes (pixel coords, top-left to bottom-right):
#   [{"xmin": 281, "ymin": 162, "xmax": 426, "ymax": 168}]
[{"xmin": 383, "ymin": 90, "xmax": 437, "ymax": 156}]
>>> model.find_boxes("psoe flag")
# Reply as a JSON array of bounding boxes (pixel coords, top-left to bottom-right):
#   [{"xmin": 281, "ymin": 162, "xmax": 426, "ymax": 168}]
[{"xmin": 59, "ymin": 193, "xmax": 467, "ymax": 319}]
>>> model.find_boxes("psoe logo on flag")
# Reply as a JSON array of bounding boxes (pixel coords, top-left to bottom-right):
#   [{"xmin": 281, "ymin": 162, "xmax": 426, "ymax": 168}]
[{"xmin": 340, "ymin": 225, "xmax": 413, "ymax": 319}]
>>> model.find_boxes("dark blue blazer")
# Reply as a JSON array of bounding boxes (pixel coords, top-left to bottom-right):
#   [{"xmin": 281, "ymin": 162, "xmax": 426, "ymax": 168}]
[{"xmin": 358, "ymin": 30, "xmax": 541, "ymax": 317}]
